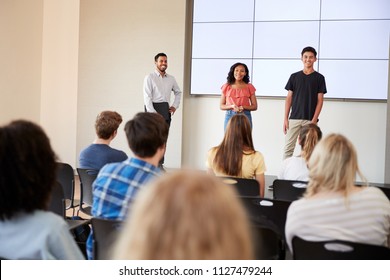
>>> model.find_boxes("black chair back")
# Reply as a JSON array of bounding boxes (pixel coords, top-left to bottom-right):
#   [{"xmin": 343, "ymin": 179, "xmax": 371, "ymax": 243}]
[
  {"xmin": 48, "ymin": 181, "xmax": 66, "ymax": 218},
  {"xmin": 292, "ymin": 236, "xmax": 390, "ymax": 260},
  {"xmin": 91, "ymin": 218, "xmax": 123, "ymax": 260},
  {"xmin": 272, "ymin": 179, "xmax": 308, "ymax": 201},
  {"xmin": 77, "ymin": 168, "xmax": 98, "ymax": 216},
  {"xmin": 251, "ymin": 221, "xmax": 285, "ymax": 260},
  {"xmin": 56, "ymin": 162, "xmax": 79, "ymax": 215},
  {"xmin": 220, "ymin": 176, "xmax": 260, "ymax": 197},
  {"xmin": 240, "ymin": 197, "xmax": 291, "ymax": 242}
]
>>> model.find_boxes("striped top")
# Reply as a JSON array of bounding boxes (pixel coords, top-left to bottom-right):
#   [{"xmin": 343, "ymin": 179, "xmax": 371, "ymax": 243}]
[{"xmin": 285, "ymin": 187, "xmax": 390, "ymax": 251}]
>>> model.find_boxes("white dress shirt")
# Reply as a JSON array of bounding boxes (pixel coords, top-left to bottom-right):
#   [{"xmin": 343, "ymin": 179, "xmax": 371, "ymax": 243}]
[{"xmin": 143, "ymin": 70, "xmax": 182, "ymax": 113}]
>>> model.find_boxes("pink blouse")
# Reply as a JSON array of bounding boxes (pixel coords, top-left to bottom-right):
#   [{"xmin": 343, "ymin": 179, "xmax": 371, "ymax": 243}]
[{"xmin": 221, "ymin": 83, "xmax": 256, "ymax": 107}]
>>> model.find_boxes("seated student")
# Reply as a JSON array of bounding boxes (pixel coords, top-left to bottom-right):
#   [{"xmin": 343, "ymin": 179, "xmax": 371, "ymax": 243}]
[
  {"xmin": 285, "ymin": 134, "xmax": 390, "ymax": 252},
  {"xmin": 86, "ymin": 112, "xmax": 169, "ymax": 259},
  {"xmin": 278, "ymin": 123, "xmax": 322, "ymax": 181},
  {"xmin": 111, "ymin": 170, "xmax": 253, "ymax": 259},
  {"xmin": 79, "ymin": 110, "xmax": 127, "ymax": 170},
  {"xmin": 206, "ymin": 114, "xmax": 266, "ymax": 197},
  {"xmin": 0, "ymin": 120, "xmax": 84, "ymax": 259}
]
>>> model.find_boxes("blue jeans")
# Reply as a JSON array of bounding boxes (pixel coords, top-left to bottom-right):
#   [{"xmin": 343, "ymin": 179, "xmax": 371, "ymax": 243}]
[{"xmin": 224, "ymin": 110, "xmax": 252, "ymax": 131}]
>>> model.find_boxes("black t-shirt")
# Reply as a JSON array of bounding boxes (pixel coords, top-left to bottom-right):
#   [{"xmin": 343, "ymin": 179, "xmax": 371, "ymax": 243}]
[{"xmin": 285, "ymin": 71, "xmax": 327, "ymax": 120}]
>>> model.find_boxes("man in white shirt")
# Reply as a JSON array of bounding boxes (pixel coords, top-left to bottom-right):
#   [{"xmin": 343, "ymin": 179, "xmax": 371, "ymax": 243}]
[{"xmin": 143, "ymin": 52, "xmax": 182, "ymax": 169}]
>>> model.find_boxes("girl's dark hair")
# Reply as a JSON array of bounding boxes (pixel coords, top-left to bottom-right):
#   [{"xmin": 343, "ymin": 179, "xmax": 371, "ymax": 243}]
[
  {"xmin": 226, "ymin": 63, "xmax": 250, "ymax": 84},
  {"xmin": 213, "ymin": 114, "xmax": 254, "ymax": 176},
  {"xmin": 0, "ymin": 120, "xmax": 57, "ymax": 221}
]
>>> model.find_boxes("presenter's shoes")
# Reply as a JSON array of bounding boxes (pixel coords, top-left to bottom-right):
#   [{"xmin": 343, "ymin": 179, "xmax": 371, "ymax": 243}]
[{"xmin": 267, "ymin": 185, "xmax": 273, "ymax": 191}]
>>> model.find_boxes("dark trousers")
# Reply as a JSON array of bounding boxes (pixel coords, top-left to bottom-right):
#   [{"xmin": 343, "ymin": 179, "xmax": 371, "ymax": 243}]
[{"xmin": 145, "ymin": 103, "xmax": 171, "ymax": 165}]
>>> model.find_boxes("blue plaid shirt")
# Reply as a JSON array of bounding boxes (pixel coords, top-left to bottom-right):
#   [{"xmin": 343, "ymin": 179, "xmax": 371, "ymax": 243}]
[{"xmin": 86, "ymin": 157, "xmax": 160, "ymax": 259}]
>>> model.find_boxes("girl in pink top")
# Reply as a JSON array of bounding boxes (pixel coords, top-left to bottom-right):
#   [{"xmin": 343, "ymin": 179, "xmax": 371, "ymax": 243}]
[{"xmin": 220, "ymin": 62, "xmax": 258, "ymax": 130}]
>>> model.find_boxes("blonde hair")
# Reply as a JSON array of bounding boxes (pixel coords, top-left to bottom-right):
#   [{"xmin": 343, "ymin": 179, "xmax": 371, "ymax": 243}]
[
  {"xmin": 306, "ymin": 134, "xmax": 366, "ymax": 198},
  {"xmin": 111, "ymin": 170, "xmax": 253, "ymax": 259}
]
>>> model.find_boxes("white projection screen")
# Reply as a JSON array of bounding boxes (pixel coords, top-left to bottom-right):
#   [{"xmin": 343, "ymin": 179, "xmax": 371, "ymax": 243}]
[{"xmin": 190, "ymin": 0, "xmax": 390, "ymax": 100}]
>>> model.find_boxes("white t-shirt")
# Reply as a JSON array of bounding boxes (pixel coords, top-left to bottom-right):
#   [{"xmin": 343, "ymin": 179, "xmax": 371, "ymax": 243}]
[{"xmin": 278, "ymin": 156, "xmax": 309, "ymax": 181}]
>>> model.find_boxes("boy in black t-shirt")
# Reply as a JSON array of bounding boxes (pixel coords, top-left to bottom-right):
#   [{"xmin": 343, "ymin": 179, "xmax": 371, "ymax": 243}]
[{"xmin": 283, "ymin": 46, "xmax": 327, "ymax": 159}]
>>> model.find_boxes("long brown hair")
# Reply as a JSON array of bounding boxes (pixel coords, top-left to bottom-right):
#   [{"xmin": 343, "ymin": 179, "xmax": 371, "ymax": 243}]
[{"xmin": 213, "ymin": 114, "xmax": 254, "ymax": 176}]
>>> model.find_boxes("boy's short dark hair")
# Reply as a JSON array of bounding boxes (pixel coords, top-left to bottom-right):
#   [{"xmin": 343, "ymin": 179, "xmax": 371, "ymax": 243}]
[
  {"xmin": 154, "ymin": 52, "xmax": 167, "ymax": 62},
  {"xmin": 125, "ymin": 112, "xmax": 169, "ymax": 158},
  {"xmin": 0, "ymin": 120, "xmax": 57, "ymax": 221},
  {"xmin": 301, "ymin": 46, "xmax": 317, "ymax": 57}
]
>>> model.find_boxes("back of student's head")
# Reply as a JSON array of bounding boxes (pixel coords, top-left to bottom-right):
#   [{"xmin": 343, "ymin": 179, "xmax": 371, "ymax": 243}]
[
  {"xmin": 124, "ymin": 112, "xmax": 169, "ymax": 158},
  {"xmin": 214, "ymin": 114, "xmax": 254, "ymax": 176},
  {"xmin": 95, "ymin": 111, "xmax": 123, "ymax": 139},
  {"xmin": 224, "ymin": 114, "xmax": 254, "ymax": 149},
  {"xmin": 299, "ymin": 124, "xmax": 322, "ymax": 161},
  {"xmin": 0, "ymin": 120, "xmax": 57, "ymax": 221},
  {"xmin": 112, "ymin": 170, "xmax": 254, "ymax": 259},
  {"xmin": 307, "ymin": 134, "xmax": 363, "ymax": 197}
]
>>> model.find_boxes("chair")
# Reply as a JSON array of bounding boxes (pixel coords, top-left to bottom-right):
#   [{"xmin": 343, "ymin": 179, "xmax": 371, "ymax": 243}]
[
  {"xmin": 292, "ymin": 236, "xmax": 390, "ymax": 260},
  {"xmin": 272, "ymin": 179, "xmax": 308, "ymax": 201},
  {"xmin": 76, "ymin": 168, "xmax": 98, "ymax": 216},
  {"xmin": 240, "ymin": 197, "xmax": 292, "ymax": 259},
  {"xmin": 56, "ymin": 162, "xmax": 79, "ymax": 216},
  {"xmin": 48, "ymin": 181, "xmax": 90, "ymax": 230},
  {"xmin": 220, "ymin": 176, "xmax": 260, "ymax": 197},
  {"xmin": 91, "ymin": 218, "xmax": 123, "ymax": 260},
  {"xmin": 251, "ymin": 220, "xmax": 285, "ymax": 260},
  {"xmin": 48, "ymin": 181, "xmax": 66, "ymax": 218},
  {"xmin": 240, "ymin": 197, "xmax": 291, "ymax": 238}
]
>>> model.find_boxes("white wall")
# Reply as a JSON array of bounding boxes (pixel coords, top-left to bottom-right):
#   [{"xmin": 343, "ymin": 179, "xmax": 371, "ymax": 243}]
[
  {"xmin": 40, "ymin": 0, "xmax": 80, "ymax": 165},
  {"xmin": 0, "ymin": 0, "xmax": 43, "ymax": 124},
  {"xmin": 77, "ymin": 0, "xmax": 186, "ymax": 168}
]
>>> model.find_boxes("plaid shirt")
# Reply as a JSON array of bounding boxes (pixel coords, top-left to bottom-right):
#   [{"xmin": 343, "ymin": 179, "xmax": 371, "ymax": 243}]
[{"xmin": 86, "ymin": 157, "xmax": 160, "ymax": 259}]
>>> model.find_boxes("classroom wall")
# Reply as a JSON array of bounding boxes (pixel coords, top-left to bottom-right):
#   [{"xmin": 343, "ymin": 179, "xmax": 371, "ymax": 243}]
[
  {"xmin": 40, "ymin": 0, "xmax": 80, "ymax": 165},
  {"xmin": 1, "ymin": 0, "xmax": 389, "ymax": 183},
  {"xmin": 0, "ymin": 0, "xmax": 43, "ymax": 124},
  {"xmin": 77, "ymin": 0, "xmax": 185, "ymax": 168}
]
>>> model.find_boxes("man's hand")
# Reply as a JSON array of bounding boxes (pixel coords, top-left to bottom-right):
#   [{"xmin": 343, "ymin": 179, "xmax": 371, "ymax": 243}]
[
  {"xmin": 283, "ymin": 119, "xmax": 289, "ymax": 135},
  {"xmin": 169, "ymin": 106, "xmax": 176, "ymax": 115}
]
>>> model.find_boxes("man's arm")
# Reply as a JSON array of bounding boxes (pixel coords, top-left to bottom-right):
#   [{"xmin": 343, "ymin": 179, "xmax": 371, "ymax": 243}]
[
  {"xmin": 170, "ymin": 78, "xmax": 182, "ymax": 111},
  {"xmin": 311, "ymin": 93, "xmax": 324, "ymax": 124},
  {"xmin": 143, "ymin": 75, "xmax": 157, "ymax": 113},
  {"xmin": 283, "ymin": 90, "xmax": 293, "ymax": 134}
]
